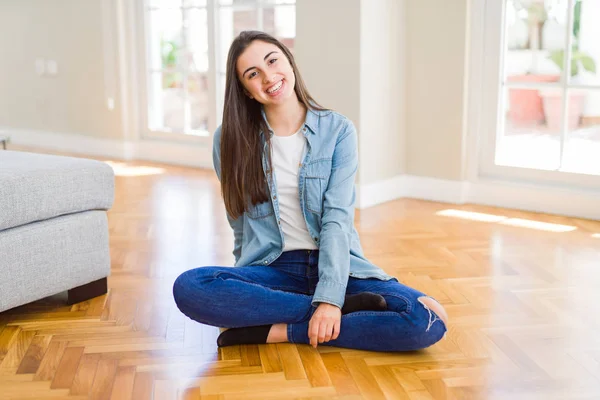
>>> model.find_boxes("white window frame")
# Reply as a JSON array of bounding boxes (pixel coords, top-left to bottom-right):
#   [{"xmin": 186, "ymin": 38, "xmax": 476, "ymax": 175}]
[
  {"xmin": 136, "ymin": 0, "xmax": 218, "ymax": 146},
  {"xmin": 471, "ymin": 0, "xmax": 600, "ymax": 190}
]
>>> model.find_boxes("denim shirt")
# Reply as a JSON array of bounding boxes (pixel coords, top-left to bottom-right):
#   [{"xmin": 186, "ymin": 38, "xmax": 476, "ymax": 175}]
[{"xmin": 212, "ymin": 108, "xmax": 394, "ymax": 309}]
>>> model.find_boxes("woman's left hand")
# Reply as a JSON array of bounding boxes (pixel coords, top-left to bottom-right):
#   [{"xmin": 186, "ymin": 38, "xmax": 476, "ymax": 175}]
[{"xmin": 308, "ymin": 303, "xmax": 341, "ymax": 348}]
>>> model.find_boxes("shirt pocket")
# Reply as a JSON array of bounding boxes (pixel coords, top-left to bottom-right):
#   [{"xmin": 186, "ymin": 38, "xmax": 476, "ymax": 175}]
[
  {"xmin": 304, "ymin": 159, "xmax": 332, "ymax": 214},
  {"xmin": 246, "ymin": 200, "xmax": 274, "ymax": 219}
]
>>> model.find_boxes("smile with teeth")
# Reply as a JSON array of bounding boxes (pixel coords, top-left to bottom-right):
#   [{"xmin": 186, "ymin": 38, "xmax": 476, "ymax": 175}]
[{"xmin": 266, "ymin": 80, "xmax": 284, "ymax": 94}]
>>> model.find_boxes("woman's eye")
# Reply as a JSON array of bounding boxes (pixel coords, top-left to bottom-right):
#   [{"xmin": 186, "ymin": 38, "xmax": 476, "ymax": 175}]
[
  {"xmin": 269, "ymin": 58, "xmax": 277, "ymax": 64},
  {"xmin": 249, "ymin": 71, "xmax": 258, "ymax": 78}
]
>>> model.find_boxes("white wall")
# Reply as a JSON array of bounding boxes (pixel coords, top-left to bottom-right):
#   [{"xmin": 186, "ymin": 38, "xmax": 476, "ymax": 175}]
[
  {"xmin": 405, "ymin": 0, "xmax": 469, "ymax": 181},
  {"xmin": 0, "ymin": 0, "xmax": 124, "ymax": 140},
  {"xmin": 359, "ymin": 0, "xmax": 406, "ymax": 184},
  {"xmin": 295, "ymin": 0, "xmax": 361, "ymax": 129}
]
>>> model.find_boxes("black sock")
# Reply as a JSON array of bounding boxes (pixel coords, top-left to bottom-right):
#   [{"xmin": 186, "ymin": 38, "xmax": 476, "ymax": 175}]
[
  {"xmin": 342, "ymin": 292, "xmax": 387, "ymax": 315},
  {"xmin": 217, "ymin": 324, "xmax": 272, "ymax": 347}
]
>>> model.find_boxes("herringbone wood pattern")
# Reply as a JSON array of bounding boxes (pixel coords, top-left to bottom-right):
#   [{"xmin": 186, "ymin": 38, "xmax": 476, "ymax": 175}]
[{"xmin": 1, "ymin": 154, "xmax": 600, "ymax": 399}]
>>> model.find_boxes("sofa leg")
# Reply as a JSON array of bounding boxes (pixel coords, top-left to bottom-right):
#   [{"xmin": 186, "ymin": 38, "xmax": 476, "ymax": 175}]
[{"xmin": 67, "ymin": 277, "xmax": 108, "ymax": 305}]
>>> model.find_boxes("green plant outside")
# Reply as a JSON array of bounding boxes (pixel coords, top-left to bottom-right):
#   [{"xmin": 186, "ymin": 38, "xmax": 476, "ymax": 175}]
[
  {"xmin": 546, "ymin": 1, "xmax": 596, "ymax": 77},
  {"xmin": 161, "ymin": 37, "xmax": 183, "ymax": 89},
  {"xmin": 548, "ymin": 50, "xmax": 597, "ymax": 77}
]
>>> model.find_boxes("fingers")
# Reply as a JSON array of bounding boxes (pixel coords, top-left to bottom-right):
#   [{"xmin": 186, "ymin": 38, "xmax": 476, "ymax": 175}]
[
  {"xmin": 308, "ymin": 304, "xmax": 343, "ymax": 348},
  {"xmin": 332, "ymin": 320, "xmax": 340, "ymax": 340},
  {"xmin": 324, "ymin": 323, "xmax": 333, "ymax": 343},
  {"xmin": 309, "ymin": 319, "xmax": 318, "ymax": 348},
  {"xmin": 318, "ymin": 322, "xmax": 330, "ymax": 344},
  {"xmin": 309, "ymin": 321, "xmax": 340, "ymax": 348},
  {"xmin": 309, "ymin": 319, "xmax": 329, "ymax": 348}
]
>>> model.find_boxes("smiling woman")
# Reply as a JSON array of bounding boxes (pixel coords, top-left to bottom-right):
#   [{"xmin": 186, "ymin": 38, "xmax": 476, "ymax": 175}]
[
  {"xmin": 172, "ymin": 30, "xmax": 448, "ymax": 353},
  {"xmin": 238, "ymin": 45, "xmax": 293, "ymax": 103},
  {"xmin": 219, "ymin": 31, "xmax": 326, "ymax": 219}
]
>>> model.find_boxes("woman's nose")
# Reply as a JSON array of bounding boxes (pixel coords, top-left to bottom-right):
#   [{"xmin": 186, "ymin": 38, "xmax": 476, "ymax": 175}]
[{"xmin": 264, "ymin": 73, "xmax": 277, "ymax": 84}]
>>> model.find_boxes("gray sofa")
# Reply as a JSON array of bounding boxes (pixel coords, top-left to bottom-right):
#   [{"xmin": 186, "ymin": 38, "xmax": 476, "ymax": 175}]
[{"xmin": 0, "ymin": 150, "xmax": 114, "ymax": 313}]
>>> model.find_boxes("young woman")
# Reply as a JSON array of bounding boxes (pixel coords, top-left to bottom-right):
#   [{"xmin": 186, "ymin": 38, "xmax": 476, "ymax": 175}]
[{"xmin": 173, "ymin": 31, "xmax": 448, "ymax": 352}]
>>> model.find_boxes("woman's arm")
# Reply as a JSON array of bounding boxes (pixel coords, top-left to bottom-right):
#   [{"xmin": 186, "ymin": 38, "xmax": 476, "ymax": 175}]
[
  {"xmin": 312, "ymin": 119, "xmax": 358, "ymax": 309},
  {"xmin": 212, "ymin": 126, "xmax": 243, "ymax": 263}
]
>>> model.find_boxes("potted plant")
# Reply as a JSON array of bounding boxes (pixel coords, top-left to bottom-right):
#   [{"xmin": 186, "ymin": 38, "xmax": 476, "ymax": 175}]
[{"xmin": 540, "ymin": 48, "xmax": 596, "ymax": 131}]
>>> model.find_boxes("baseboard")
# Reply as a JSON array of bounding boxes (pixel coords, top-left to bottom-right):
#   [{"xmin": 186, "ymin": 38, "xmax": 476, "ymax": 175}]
[
  {"xmin": 1, "ymin": 128, "xmax": 213, "ymax": 169},
  {"xmin": 356, "ymin": 175, "xmax": 407, "ymax": 209},
  {"xmin": 469, "ymin": 179, "xmax": 600, "ymax": 221},
  {"xmin": 135, "ymin": 139, "xmax": 212, "ymax": 169},
  {"xmin": 358, "ymin": 174, "xmax": 600, "ymax": 220},
  {"xmin": 402, "ymin": 175, "xmax": 470, "ymax": 204},
  {"xmin": 2, "ymin": 128, "xmax": 129, "ymax": 159},
  {"xmin": 357, "ymin": 175, "xmax": 468, "ymax": 209}
]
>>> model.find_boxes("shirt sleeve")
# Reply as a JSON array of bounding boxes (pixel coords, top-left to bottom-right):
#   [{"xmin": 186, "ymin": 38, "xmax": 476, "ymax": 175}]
[
  {"xmin": 212, "ymin": 126, "xmax": 243, "ymax": 264},
  {"xmin": 311, "ymin": 119, "xmax": 358, "ymax": 308}
]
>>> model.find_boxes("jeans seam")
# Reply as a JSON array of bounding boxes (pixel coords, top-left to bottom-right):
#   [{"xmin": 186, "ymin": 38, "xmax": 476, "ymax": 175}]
[
  {"xmin": 212, "ymin": 270, "xmax": 303, "ymax": 294},
  {"xmin": 341, "ymin": 310, "xmax": 398, "ymax": 318}
]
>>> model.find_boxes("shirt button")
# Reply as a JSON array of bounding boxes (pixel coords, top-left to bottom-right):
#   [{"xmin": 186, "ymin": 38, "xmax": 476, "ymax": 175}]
[
  {"xmin": 273, "ymin": 195, "xmax": 277, "ymax": 200},
  {"xmin": 264, "ymin": 261, "xmax": 268, "ymax": 264}
]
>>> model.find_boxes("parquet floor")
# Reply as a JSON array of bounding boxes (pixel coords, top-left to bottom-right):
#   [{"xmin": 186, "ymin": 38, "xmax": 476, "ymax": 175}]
[{"xmin": 2, "ymin": 153, "xmax": 600, "ymax": 399}]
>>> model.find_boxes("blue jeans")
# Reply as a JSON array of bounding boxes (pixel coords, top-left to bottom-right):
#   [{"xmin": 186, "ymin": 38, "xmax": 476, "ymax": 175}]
[{"xmin": 172, "ymin": 250, "xmax": 446, "ymax": 352}]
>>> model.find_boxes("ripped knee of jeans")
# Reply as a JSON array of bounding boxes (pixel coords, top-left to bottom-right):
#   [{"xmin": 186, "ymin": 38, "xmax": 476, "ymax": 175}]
[{"xmin": 418, "ymin": 296, "xmax": 448, "ymax": 332}]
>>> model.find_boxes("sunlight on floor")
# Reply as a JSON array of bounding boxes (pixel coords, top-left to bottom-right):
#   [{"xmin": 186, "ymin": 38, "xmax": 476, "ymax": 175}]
[
  {"xmin": 498, "ymin": 218, "xmax": 577, "ymax": 232},
  {"xmin": 436, "ymin": 209, "xmax": 507, "ymax": 222},
  {"xmin": 436, "ymin": 209, "xmax": 577, "ymax": 232},
  {"xmin": 104, "ymin": 161, "xmax": 165, "ymax": 177}
]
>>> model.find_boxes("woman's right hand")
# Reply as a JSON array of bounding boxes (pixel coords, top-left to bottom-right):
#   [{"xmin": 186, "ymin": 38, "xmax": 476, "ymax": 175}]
[{"xmin": 308, "ymin": 302, "xmax": 341, "ymax": 348}]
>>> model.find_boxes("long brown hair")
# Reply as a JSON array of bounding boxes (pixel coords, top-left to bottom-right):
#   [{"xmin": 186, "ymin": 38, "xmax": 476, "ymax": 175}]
[{"xmin": 220, "ymin": 30, "xmax": 326, "ymax": 219}]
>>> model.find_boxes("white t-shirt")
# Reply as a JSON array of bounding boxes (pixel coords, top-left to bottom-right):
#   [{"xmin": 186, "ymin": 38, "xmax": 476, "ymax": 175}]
[{"xmin": 271, "ymin": 129, "xmax": 319, "ymax": 252}]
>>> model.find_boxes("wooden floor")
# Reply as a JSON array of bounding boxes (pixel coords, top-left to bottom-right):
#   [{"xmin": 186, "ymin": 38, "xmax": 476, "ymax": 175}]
[{"xmin": 2, "ymin": 154, "xmax": 600, "ymax": 399}]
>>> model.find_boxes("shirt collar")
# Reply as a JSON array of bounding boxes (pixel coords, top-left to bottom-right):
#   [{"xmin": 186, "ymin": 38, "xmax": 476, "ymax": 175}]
[{"xmin": 260, "ymin": 105, "xmax": 318, "ymax": 137}]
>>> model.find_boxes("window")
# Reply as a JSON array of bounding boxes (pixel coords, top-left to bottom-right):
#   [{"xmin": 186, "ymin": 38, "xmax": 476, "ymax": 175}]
[
  {"xmin": 145, "ymin": 0, "xmax": 211, "ymax": 137},
  {"xmin": 477, "ymin": 0, "xmax": 600, "ymax": 188},
  {"xmin": 141, "ymin": 0, "xmax": 296, "ymax": 140}
]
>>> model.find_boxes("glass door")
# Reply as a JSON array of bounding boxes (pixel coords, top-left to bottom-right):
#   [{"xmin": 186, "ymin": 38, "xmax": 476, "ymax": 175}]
[{"xmin": 480, "ymin": 0, "xmax": 600, "ymax": 188}]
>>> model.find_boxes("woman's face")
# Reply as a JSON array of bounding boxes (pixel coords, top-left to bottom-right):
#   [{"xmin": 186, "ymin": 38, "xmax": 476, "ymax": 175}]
[{"xmin": 236, "ymin": 40, "xmax": 296, "ymax": 107}]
